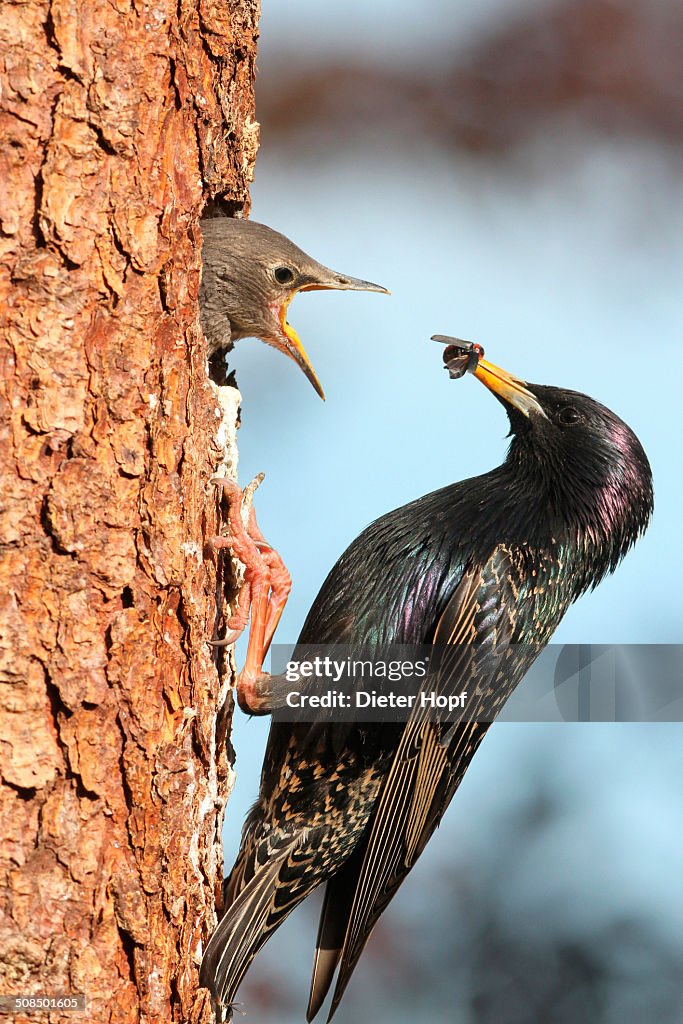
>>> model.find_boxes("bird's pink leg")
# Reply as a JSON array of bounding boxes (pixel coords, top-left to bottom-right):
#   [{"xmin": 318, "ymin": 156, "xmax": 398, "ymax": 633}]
[
  {"xmin": 210, "ymin": 479, "xmax": 291, "ymax": 715},
  {"xmin": 246, "ymin": 510, "xmax": 292, "ymax": 654}
]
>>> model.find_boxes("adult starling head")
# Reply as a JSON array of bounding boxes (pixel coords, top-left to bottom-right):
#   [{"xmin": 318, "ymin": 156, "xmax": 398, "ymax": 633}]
[
  {"xmin": 200, "ymin": 218, "xmax": 388, "ymax": 397},
  {"xmin": 435, "ymin": 335, "xmax": 653, "ymax": 577},
  {"xmin": 201, "ymin": 337, "xmax": 653, "ymax": 1022}
]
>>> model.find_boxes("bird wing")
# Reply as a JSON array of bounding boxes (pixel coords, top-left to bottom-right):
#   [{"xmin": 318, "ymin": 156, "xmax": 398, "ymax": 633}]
[{"xmin": 315, "ymin": 547, "xmax": 524, "ymax": 1021}]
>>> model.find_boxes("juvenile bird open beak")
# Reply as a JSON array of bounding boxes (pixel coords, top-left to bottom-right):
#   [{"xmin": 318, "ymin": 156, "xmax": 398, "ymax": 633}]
[
  {"xmin": 474, "ymin": 358, "xmax": 546, "ymax": 419},
  {"xmin": 272, "ymin": 269, "xmax": 388, "ymax": 399},
  {"xmin": 273, "ymin": 296, "xmax": 326, "ymax": 400}
]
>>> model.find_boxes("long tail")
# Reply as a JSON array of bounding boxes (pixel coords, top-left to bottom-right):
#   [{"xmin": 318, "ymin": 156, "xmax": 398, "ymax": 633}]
[
  {"xmin": 306, "ymin": 839, "xmax": 368, "ymax": 1021},
  {"xmin": 200, "ymin": 834, "xmax": 323, "ymax": 1015}
]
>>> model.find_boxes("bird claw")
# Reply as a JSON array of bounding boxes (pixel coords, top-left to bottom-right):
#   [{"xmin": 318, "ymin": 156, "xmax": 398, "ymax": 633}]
[
  {"xmin": 208, "ymin": 476, "xmax": 291, "ymax": 713},
  {"xmin": 208, "ymin": 628, "xmax": 245, "ymax": 649},
  {"xmin": 212, "ymin": 471, "xmax": 265, "ymax": 507}
]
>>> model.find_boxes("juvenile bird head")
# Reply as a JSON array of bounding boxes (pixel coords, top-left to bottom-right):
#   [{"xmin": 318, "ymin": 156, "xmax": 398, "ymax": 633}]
[
  {"xmin": 436, "ymin": 336, "xmax": 654, "ymax": 577},
  {"xmin": 200, "ymin": 218, "xmax": 388, "ymax": 398}
]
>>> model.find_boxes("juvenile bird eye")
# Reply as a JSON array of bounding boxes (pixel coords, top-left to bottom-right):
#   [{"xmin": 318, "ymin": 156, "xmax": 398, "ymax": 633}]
[
  {"xmin": 558, "ymin": 406, "xmax": 581, "ymax": 425},
  {"xmin": 274, "ymin": 266, "xmax": 295, "ymax": 285}
]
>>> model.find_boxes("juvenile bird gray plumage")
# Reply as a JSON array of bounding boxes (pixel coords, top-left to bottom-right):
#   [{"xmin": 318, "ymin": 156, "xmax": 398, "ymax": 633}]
[{"xmin": 200, "ymin": 218, "xmax": 388, "ymax": 397}]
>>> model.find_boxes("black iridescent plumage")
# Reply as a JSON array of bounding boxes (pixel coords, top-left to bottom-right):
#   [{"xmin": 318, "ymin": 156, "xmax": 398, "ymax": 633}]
[{"xmin": 200, "ymin": 344, "xmax": 653, "ymax": 1021}]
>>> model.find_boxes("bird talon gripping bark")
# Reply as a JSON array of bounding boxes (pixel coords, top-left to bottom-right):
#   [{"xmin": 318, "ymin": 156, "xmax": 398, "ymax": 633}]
[{"xmin": 210, "ymin": 477, "xmax": 292, "ymax": 715}]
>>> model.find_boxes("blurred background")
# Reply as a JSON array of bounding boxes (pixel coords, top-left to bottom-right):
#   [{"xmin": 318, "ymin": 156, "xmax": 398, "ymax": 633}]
[{"xmin": 221, "ymin": 1, "xmax": 683, "ymax": 1021}]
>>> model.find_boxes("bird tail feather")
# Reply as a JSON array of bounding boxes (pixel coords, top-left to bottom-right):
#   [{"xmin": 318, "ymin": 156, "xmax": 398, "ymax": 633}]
[
  {"xmin": 200, "ymin": 843, "xmax": 290, "ymax": 1011},
  {"xmin": 307, "ymin": 837, "xmax": 369, "ymax": 1021},
  {"xmin": 200, "ymin": 838, "xmax": 310, "ymax": 1014},
  {"xmin": 307, "ymin": 874, "xmax": 352, "ymax": 1021}
]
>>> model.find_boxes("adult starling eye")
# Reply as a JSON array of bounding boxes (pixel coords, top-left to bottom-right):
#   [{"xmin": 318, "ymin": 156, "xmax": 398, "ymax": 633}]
[
  {"xmin": 558, "ymin": 406, "xmax": 581, "ymax": 425},
  {"xmin": 274, "ymin": 266, "xmax": 295, "ymax": 285}
]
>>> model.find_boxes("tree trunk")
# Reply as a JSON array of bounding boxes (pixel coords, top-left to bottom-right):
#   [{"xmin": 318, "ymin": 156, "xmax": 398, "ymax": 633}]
[{"xmin": 0, "ymin": 2, "xmax": 259, "ymax": 1021}]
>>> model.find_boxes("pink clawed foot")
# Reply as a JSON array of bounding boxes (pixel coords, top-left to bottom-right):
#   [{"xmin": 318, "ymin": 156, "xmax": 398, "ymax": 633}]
[{"xmin": 209, "ymin": 477, "xmax": 291, "ymax": 715}]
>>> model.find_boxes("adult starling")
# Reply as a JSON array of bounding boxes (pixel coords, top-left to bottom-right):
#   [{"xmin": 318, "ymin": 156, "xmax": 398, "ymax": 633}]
[
  {"xmin": 201, "ymin": 340, "xmax": 653, "ymax": 1020},
  {"xmin": 200, "ymin": 218, "xmax": 388, "ymax": 396}
]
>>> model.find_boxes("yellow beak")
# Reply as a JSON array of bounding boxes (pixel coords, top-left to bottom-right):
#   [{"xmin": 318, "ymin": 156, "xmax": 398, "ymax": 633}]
[
  {"xmin": 276, "ymin": 297, "xmax": 325, "ymax": 400},
  {"xmin": 271, "ymin": 273, "xmax": 388, "ymax": 399},
  {"xmin": 473, "ymin": 358, "xmax": 546, "ymax": 418},
  {"xmin": 432, "ymin": 335, "xmax": 545, "ymax": 419}
]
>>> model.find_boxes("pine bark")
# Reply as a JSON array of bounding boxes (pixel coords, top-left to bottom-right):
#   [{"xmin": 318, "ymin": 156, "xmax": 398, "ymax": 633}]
[{"xmin": 0, "ymin": 1, "xmax": 259, "ymax": 1020}]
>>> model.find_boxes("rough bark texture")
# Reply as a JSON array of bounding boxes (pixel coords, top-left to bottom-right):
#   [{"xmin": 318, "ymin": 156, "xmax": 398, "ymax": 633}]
[{"xmin": 0, "ymin": 1, "xmax": 259, "ymax": 1021}]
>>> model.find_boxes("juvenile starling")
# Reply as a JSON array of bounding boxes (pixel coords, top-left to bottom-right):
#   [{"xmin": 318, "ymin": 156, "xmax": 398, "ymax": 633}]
[
  {"xmin": 200, "ymin": 218, "xmax": 388, "ymax": 397},
  {"xmin": 201, "ymin": 339, "xmax": 653, "ymax": 1020}
]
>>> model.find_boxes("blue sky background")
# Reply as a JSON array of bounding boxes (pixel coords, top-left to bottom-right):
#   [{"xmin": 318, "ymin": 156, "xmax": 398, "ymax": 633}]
[{"xmin": 218, "ymin": 2, "xmax": 683, "ymax": 1020}]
